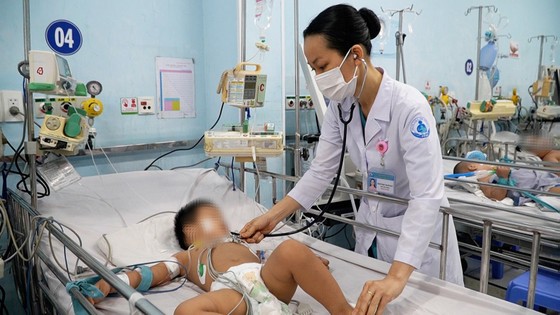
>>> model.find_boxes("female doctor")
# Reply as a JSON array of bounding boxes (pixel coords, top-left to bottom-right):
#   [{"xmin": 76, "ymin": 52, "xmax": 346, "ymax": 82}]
[{"xmin": 241, "ymin": 4, "xmax": 463, "ymax": 315}]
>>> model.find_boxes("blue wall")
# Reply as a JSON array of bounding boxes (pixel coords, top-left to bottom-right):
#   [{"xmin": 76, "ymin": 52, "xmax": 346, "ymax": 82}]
[
  {"xmin": 1, "ymin": 0, "xmax": 560, "ymax": 197},
  {"xmin": 284, "ymin": 0, "xmax": 560, "ymax": 107},
  {"xmin": 0, "ymin": 0, "xmax": 225, "ymax": 174}
]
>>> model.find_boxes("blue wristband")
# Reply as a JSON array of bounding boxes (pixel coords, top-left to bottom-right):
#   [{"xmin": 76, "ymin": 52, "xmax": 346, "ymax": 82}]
[
  {"xmin": 136, "ymin": 266, "xmax": 153, "ymax": 292},
  {"xmin": 497, "ymin": 177, "xmax": 509, "ymax": 186}
]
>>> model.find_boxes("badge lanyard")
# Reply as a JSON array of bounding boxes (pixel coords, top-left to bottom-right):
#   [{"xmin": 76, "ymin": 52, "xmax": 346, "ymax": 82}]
[{"xmin": 367, "ymin": 138, "xmax": 396, "ymax": 195}]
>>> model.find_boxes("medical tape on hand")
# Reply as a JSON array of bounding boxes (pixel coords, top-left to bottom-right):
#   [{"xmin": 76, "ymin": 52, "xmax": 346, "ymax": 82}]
[
  {"xmin": 134, "ymin": 266, "xmax": 153, "ymax": 292},
  {"xmin": 128, "ymin": 292, "xmax": 145, "ymax": 315},
  {"xmin": 117, "ymin": 273, "xmax": 130, "ymax": 286},
  {"xmin": 164, "ymin": 257, "xmax": 181, "ymax": 278}
]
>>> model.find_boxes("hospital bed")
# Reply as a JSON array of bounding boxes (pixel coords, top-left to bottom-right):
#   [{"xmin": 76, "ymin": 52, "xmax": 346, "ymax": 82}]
[
  {"xmin": 441, "ymin": 157, "xmax": 560, "ymax": 291},
  {"xmin": 234, "ymin": 163, "xmax": 560, "ymax": 310},
  {"xmin": 5, "ymin": 168, "xmax": 540, "ymax": 314}
]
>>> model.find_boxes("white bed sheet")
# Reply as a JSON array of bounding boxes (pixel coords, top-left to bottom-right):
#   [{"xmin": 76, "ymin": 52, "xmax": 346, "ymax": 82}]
[{"xmin": 34, "ymin": 168, "xmax": 538, "ymax": 314}]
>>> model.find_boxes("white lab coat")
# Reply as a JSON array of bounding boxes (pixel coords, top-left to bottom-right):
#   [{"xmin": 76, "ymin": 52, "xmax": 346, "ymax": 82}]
[{"xmin": 288, "ymin": 69, "xmax": 464, "ymax": 286}]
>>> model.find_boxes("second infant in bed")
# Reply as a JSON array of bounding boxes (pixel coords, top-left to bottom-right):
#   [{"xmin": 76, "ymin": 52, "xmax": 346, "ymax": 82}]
[{"xmin": 453, "ymin": 161, "xmax": 560, "ymax": 205}]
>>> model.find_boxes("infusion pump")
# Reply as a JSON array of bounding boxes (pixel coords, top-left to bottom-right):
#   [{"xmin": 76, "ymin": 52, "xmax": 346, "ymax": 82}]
[
  {"xmin": 28, "ymin": 50, "xmax": 87, "ymax": 96},
  {"xmin": 217, "ymin": 62, "xmax": 267, "ymax": 108}
]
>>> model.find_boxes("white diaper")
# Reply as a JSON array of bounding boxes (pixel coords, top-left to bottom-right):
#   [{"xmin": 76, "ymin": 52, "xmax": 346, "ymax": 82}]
[{"xmin": 210, "ymin": 262, "xmax": 292, "ymax": 315}]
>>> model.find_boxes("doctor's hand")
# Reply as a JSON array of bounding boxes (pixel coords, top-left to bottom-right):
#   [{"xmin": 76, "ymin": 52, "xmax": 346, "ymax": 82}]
[
  {"xmin": 353, "ymin": 261, "xmax": 414, "ymax": 315},
  {"xmin": 239, "ymin": 213, "xmax": 277, "ymax": 243}
]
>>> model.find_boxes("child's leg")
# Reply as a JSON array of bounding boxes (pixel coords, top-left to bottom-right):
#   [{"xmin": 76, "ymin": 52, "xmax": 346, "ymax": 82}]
[
  {"xmin": 261, "ymin": 239, "xmax": 353, "ymax": 315},
  {"xmin": 174, "ymin": 289, "xmax": 247, "ymax": 315}
]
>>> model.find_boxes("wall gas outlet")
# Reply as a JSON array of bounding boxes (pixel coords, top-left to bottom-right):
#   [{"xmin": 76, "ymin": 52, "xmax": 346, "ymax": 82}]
[
  {"xmin": 285, "ymin": 95, "xmax": 313, "ymax": 110},
  {"xmin": 138, "ymin": 96, "xmax": 155, "ymax": 115},
  {"xmin": 120, "ymin": 97, "xmax": 138, "ymax": 114},
  {"xmin": 0, "ymin": 90, "xmax": 24, "ymax": 122},
  {"xmin": 33, "ymin": 96, "xmax": 87, "ymax": 118}
]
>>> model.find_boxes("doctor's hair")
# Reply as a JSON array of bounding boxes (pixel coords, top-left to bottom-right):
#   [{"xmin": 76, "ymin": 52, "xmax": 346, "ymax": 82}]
[
  {"xmin": 174, "ymin": 199, "xmax": 217, "ymax": 250},
  {"xmin": 303, "ymin": 4, "xmax": 381, "ymax": 56}
]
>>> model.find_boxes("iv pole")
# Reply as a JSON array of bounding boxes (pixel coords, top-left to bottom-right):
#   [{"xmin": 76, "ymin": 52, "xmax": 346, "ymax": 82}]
[
  {"xmin": 381, "ymin": 5, "xmax": 421, "ymax": 83},
  {"xmin": 465, "ymin": 5, "xmax": 498, "ymax": 100},
  {"xmin": 237, "ymin": 0, "xmax": 246, "ymax": 191},
  {"xmin": 294, "ymin": 0, "xmax": 302, "ymax": 178},
  {"xmin": 528, "ymin": 35, "xmax": 558, "ymax": 80}
]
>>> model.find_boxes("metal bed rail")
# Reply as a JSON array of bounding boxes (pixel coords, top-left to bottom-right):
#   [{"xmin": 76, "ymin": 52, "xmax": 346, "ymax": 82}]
[
  {"xmin": 7, "ymin": 190, "xmax": 165, "ymax": 315},
  {"xmin": 442, "ymin": 136, "xmax": 520, "ymax": 160},
  {"xmin": 229, "ymin": 165, "xmax": 560, "ymax": 310},
  {"xmin": 443, "ymin": 155, "xmax": 560, "ymax": 174}
]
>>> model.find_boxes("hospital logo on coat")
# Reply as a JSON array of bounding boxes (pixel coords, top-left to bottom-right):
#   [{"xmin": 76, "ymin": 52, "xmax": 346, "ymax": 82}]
[{"xmin": 410, "ymin": 116, "xmax": 430, "ymax": 138}]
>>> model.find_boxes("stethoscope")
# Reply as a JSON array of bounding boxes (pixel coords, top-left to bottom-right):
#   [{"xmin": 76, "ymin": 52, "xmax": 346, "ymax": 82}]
[{"xmin": 236, "ymin": 56, "xmax": 368, "ymax": 238}]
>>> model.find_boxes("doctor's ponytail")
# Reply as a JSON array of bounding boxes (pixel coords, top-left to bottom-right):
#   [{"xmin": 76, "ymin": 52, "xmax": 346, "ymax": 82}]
[
  {"xmin": 358, "ymin": 8, "xmax": 381, "ymax": 40},
  {"xmin": 303, "ymin": 4, "xmax": 381, "ymax": 56}
]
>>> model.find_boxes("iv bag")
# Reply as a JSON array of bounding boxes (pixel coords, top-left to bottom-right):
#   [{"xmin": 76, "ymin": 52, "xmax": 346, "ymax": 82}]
[
  {"xmin": 255, "ymin": 0, "xmax": 273, "ymax": 40},
  {"xmin": 377, "ymin": 15, "xmax": 391, "ymax": 54},
  {"xmin": 480, "ymin": 42, "xmax": 498, "ymax": 71},
  {"xmin": 487, "ymin": 66, "xmax": 500, "ymax": 88}
]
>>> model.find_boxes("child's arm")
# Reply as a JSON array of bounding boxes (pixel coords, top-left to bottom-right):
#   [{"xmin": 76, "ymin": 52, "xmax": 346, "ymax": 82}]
[
  {"xmin": 92, "ymin": 251, "xmax": 189, "ymax": 303},
  {"xmin": 477, "ymin": 166, "xmax": 510, "ymax": 201}
]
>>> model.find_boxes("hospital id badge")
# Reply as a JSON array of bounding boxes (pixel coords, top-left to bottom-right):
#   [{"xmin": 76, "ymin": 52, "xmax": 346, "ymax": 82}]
[{"xmin": 367, "ymin": 169, "xmax": 396, "ymax": 195}]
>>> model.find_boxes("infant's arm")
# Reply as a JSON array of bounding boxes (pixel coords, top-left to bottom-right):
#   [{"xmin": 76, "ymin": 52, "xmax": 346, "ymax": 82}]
[
  {"xmin": 478, "ymin": 175, "xmax": 508, "ymax": 201},
  {"xmin": 92, "ymin": 252, "xmax": 189, "ymax": 303}
]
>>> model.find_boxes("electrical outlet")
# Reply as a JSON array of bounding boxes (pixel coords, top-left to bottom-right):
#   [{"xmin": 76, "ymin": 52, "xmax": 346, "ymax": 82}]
[
  {"xmin": 138, "ymin": 96, "xmax": 155, "ymax": 115},
  {"xmin": 0, "ymin": 90, "xmax": 24, "ymax": 122}
]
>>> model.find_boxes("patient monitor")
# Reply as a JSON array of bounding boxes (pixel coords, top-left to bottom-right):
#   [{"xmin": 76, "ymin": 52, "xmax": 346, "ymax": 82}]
[
  {"xmin": 28, "ymin": 50, "xmax": 87, "ymax": 96},
  {"xmin": 217, "ymin": 62, "xmax": 267, "ymax": 108}
]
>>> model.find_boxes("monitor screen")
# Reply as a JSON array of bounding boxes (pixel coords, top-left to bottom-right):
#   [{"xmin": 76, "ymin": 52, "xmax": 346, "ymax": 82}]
[{"xmin": 56, "ymin": 54, "xmax": 72, "ymax": 78}]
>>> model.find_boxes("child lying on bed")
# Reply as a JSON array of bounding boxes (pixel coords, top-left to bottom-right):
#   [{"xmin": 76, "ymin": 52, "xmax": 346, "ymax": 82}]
[
  {"xmin": 453, "ymin": 161, "xmax": 560, "ymax": 205},
  {"xmin": 91, "ymin": 199, "xmax": 353, "ymax": 315}
]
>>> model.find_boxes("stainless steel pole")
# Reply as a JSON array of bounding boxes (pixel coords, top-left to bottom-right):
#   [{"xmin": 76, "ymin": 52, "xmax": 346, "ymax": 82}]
[
  {"xmin": 23, "ymin": 0, "xmax": 37, "ymax": 211},
  {"xmin": 395, "ymin": 11, "xmax": 403, "ymax": 81},
  {"xmin": 479, "ymin": 220, "xmax": 492, "ymax": 293},
  {"xmin": 439, "ymin": 212, "xmax": 449, "ymax": 280},
  {"xmin": 237, "ymin": 0, "xmax": 247, "ymax": 191},
  {"xmin": 538, "ymin": 36, "xmax": 544, "ymax": 80},
  {"xmin": 22, "ymin": 1, "xmax": 43, "ymax": 312},
  {"xmin": 475, "ymin": 6, "xmax": 482, "ymax": 100},
  {"xmin": 293, "ymin": 0, "xmax": 301, "ymax": 178},
  {"xmin": 293, "ymin": 0, "xmax": 302, "ymax": 223},
  {"xmin": 400, "ymin": 43, "xmax": 407, "ymax": 83},
  {"xmin": 527, "ymin": 232, "xmax": 541, "ymax": 309}
]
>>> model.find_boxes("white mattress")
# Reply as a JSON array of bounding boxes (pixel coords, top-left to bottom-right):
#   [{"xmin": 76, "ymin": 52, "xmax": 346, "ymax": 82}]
[{"xmin": 33, "ymin": 168, "xmax": 538, "ymax": 314}]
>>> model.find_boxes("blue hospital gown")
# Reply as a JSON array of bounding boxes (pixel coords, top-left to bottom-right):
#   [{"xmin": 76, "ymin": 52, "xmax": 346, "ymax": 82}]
[{"xmin": 506, "ymin": 169, "xmax": 560, "ymax": 205}]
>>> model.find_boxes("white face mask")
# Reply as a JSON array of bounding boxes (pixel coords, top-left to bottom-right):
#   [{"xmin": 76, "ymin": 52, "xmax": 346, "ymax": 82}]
[{"xmin": 315, "ymin": 49, "xmax": 358, "ymax": 102}]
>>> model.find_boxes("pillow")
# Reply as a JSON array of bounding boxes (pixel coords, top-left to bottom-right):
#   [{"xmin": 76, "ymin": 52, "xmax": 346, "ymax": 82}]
[{"xmin": 97, "ymin": 212, "xmax": 181, "ymax": 267}]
